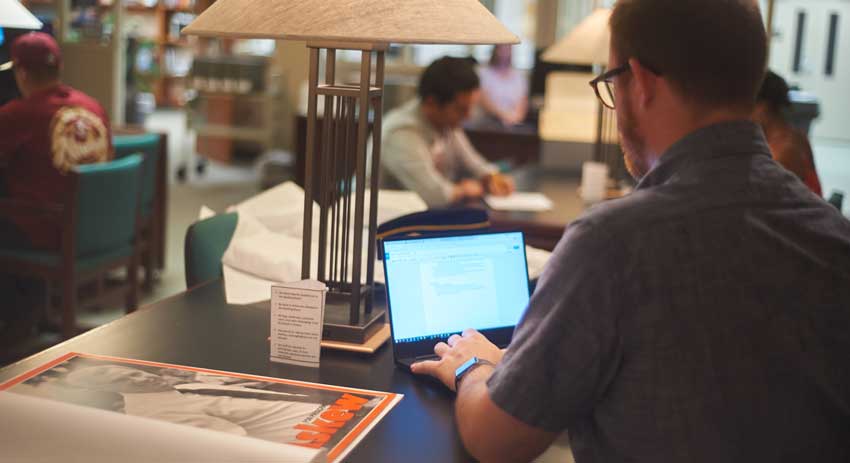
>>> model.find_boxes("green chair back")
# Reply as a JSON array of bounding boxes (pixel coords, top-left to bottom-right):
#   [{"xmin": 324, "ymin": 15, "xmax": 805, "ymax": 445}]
[
  {"xmin": 184, "ymin": 212, "xmax": 238, "ymax": 288},
  {"xmin": 74, "ymin": 154, "xmax": 143, "ymax": 258},
  {"xmin": 113, "ymin": 133, "xmax": 160, "ymax": 216}
]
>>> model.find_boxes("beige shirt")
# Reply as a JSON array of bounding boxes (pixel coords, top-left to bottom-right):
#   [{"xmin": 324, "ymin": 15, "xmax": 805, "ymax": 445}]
[{"xmin": 372, "ymin": 99, "xmax": 496, "ymax": 207}]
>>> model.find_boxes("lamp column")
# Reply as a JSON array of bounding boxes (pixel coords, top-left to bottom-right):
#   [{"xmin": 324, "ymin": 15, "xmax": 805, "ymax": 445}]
[{"xmin": 300, "ymin": 43, "xmax": 387, "ymax": 340}]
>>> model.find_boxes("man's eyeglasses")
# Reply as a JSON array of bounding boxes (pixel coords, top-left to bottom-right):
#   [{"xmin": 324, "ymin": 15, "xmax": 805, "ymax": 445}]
[{"xmin": 588, "ymin": 64, "xmax": 630, "ymax": 110}]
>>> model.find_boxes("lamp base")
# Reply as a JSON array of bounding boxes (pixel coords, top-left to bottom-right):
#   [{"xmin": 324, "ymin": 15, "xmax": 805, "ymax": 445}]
[{"xmin": 322, "ymin": 289, "xmax": 386, "ymax": 344}]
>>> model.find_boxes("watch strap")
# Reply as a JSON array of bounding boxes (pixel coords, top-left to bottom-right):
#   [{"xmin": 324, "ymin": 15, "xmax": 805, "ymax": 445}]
[{"xmin": 454, "ymin": 356, "xmax": 495, "ymax": 391}]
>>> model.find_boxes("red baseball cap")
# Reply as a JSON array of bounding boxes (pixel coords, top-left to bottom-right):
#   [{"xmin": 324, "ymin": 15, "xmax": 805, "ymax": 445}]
[{"xmin": 10, "ymin": 32, "xmax": 62, "ymax": 71}]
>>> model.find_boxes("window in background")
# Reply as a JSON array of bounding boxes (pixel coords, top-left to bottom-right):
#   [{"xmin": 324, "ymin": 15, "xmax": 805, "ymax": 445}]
[
  {"xmin": 793, "ymin": 10, "xmax": 807, "ymax": 73},
  {"xmin": 825, "ymin": 12, "xmax": 839, "ymax": 77},
  {"xmin": 556, "ymin": 0, "xmax": 614, "ymax": 44},
  {"xmin": 409, "ymin": 0, "xmax": 538, "ymax": 70},
  {"xmin": 336, "ymin": 1, "xmax": 537, "ymax": 70}
]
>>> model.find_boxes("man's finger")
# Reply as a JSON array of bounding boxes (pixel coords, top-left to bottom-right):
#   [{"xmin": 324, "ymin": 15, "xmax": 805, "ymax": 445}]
[
  {"xmin": 434, "ymin": 342, "xmax": 450, "ymax": 356},
  {"xmin": 410, "ymin": 359, "xmax": 440, "ymax": 375},
  {"xmin": 447, "ymin": 334, "xmax": 462, "ymax": 347},
  {"xmin": 462, "ymin": 328, "xmax": 480, "ymax": 338}
]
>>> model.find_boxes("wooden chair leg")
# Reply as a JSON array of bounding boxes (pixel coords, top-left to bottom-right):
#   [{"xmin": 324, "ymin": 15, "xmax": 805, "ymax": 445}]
[
  {"xmin": 143, "ymin": 245, "xmax": 155, "ymax": 292},
  {"xmin": 126, "ymin": 257, "xmax": 139, "ymax": 313},
  {"xmin": 61, "ymin": 278, "xmax": 76, "ymax": 339}
]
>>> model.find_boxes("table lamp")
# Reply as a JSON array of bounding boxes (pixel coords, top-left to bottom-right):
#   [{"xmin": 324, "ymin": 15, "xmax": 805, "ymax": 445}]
[
  {"xmin": 0, "ymin": 0, "xmax": 43, "ymax": 71},
  {"xmin": 542, "ymin": 8, "xmax": 618, "ymax": 174},
  {"xmin": 0, "ymin": 0, "xmax": 41, "ymax": 30},
  {"xmin": 183, "ymin": 0, "xmax": 518, "ymax": 344},
  {"xmin": 542, "ymin": 8, "xmax": 611, "ymax": 67}
]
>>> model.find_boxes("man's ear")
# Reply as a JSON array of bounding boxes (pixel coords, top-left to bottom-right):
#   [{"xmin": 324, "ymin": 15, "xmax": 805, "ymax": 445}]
[{"xmin": 628, "ymin": 58, "xmax": 657, "ymax": 110}]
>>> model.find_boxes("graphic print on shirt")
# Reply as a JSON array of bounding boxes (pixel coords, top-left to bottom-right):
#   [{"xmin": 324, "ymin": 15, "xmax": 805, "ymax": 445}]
[{"xmin": 49, "ymin": 106, "xmax": 109, "ymax": 173}]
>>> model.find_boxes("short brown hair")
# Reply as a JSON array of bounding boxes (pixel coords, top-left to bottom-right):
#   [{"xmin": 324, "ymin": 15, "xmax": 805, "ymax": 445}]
[
  {"xmin": 418, "ymin": 56, "xmax": 480, "ymax": 105},
  {"xmin": 610, "ymin": 0, "xmax": 767, "ymax": 111}
]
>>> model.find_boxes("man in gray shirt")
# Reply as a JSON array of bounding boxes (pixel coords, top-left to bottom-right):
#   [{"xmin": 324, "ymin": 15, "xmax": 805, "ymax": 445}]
[
  {"xmin": 376, "ymin": 57, "xmax": 514, "ymax": 207},
  {"xmin": 412, "ymin": 1, "xmax": 850, "ymax": 462}
]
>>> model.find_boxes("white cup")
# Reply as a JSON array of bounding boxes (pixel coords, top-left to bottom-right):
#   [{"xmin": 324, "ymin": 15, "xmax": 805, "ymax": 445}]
[{"xmin": 581, "ymin": 161, "xmax": 609, "ymax": 204}]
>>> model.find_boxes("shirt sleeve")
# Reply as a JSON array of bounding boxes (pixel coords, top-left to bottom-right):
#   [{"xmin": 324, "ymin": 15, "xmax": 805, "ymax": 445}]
[
  {"xmin": 486, "ymin": 219, "xmax": 624, "ymax": 432},
  {"xmin": 382, "ymin": 127, "xmax": 456, "ymax": 207},
  {"xmin": 453, "ymin": 129, "xmax": 497, "ymax": 179}
]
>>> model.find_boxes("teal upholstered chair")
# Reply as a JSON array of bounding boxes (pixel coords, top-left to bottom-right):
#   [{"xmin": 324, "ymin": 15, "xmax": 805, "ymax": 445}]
[
  {"xmin": 184, "ymin": 212, "xmax": 238, "ymax": 288},
  {"xmin": 113, "ymin": 132, "xmax": 165, "ymax": 290},
  {"xmin": 0, "ymin": 155, "xmax": 144, "ymax": 339}
]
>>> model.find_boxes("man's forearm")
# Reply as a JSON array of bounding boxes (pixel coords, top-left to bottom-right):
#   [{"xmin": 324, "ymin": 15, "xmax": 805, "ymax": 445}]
[
  {"xmin": 455, "ymin": 364, "xmax": 500, "ymax": 460},
  {"xmin": 410, "ymin": 330, "xmax": 556, "ymax": 462},
  {"xmin": 455, "ymin": 366, "xmax": 552, "ymax": 463}
]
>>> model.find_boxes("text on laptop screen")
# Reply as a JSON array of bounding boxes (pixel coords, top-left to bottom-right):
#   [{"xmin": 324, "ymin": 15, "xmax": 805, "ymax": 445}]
[{"xmin": 383, "ymin": 232, "xmax": 530, "ymax": 343}]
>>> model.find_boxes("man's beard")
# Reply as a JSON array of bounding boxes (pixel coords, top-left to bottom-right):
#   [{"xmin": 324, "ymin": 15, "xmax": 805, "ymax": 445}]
[{"xmin": 617, "ymin": 97, "xmax": 649, "ymax": 180}]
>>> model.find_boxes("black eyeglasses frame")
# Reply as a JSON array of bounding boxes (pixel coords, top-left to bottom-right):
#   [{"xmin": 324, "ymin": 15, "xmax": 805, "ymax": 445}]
[{"xmin": 588, "ymin": 63, "xmax": 630, "ymax": 110}]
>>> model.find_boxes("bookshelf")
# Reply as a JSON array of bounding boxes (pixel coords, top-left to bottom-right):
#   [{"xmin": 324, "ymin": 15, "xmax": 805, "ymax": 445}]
[{"xmin": 124, "ymin": 0, "xmax": 196, "ymax": 107}]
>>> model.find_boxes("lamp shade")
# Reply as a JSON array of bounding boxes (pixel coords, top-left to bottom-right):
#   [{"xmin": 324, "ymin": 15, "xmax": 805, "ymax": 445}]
[
  {"xmin": 543, "ymin": 8, "xmax": 610, "ymax": 66},
  {"xmin": 182, "ymin": 0, "xmax": 519, "ymax": 45},
  {"xmin": 0, "ymin": 0, "xmax": 42, "ymax": 29}
]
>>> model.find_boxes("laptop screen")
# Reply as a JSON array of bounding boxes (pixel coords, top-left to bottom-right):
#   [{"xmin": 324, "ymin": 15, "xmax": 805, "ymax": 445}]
[{"xmin": 383, "ymin": 231, "xmax": 531, "ymax": 348}]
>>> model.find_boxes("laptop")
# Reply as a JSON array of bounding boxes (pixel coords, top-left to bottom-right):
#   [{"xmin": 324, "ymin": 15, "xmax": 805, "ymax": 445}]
[{"xmin": 382, "ymin": 231, "xmax": 531, "ymax": 369}]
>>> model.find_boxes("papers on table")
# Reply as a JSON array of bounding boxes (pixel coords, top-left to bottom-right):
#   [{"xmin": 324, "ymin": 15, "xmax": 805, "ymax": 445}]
[
  {"xmin": 215, "ymin": 184, "xmax": 426, "ymax": 305},
  {"xmin": 205, "ymin": 182, "xmax": 554, "ymax": 305},
  {"xmin": 485, "ymin": 192, "xmax": 554, "ymax": 212}
]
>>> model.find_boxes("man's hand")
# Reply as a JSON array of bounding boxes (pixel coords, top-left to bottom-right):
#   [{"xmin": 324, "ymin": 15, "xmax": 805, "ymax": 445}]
[
  {"xmin": 413, "ymin": 330, "xmax": 558, "ymax": 462},
  {"xmin": 485, "ymin": 173, "xmax": 515, "ymax": 197},
  {"xmin": 452, "ymin": 178, "xmax": 485, "ymax": 203},
  {"xmin": 410, "ymin": 328, "xmax": 504, "ymax": 392}
]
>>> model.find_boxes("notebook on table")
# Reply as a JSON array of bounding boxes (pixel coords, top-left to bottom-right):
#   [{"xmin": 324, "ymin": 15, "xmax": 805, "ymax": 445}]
[{"xmin": 381, "ymin": 231, "xmax": 531, "ymax": 369}]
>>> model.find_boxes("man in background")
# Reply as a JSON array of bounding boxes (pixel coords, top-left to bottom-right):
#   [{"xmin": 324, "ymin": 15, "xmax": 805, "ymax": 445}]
[
  {"xmin": 413, "ymin": 1, "xmax": 850, "ymax": 462},
  {"xmin": 376, "ymin": 56, "xmax": 514, "ymax": 207},
  {"xmin": 753, "ymin": 69, "xmax": 822, "ymax": 196},
  {"xmin": 472, "ymin": 44, "xmax": 529, "ymax": 128},
  {"xmin": 0, "ymin": 32, "xmax": 112, "ymax": 345}
]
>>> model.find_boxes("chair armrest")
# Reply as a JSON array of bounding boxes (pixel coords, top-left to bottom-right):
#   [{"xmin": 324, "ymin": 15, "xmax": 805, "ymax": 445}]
[
  {"xmin": 0, "ymin": 198, "xmax": 64, "ymax": 219},
  {"xmin": 112, "ymin": 125, "xmax": 147, "ymax": 136}
]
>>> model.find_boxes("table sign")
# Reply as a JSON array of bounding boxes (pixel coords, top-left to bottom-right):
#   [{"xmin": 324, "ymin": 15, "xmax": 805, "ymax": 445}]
[{"xmin": 271, "ymin": 280, "xmax": 327, "ymax": 367}]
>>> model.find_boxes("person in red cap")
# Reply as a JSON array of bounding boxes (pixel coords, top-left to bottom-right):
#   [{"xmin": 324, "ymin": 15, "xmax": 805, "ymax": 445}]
[{"xmin": 0, "ymin": 32, "xmax": 113, "ymax": 345}]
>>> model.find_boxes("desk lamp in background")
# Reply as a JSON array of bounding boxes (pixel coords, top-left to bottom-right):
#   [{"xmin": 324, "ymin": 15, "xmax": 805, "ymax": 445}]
[
  {"xmin": 0, "ymin": 0, "xmax": 43, "ymax": 71},
  {"xmin": 541, "ymin": 8, "xmax": 624, "ymax": 200},
  {"xmin": 183, "ymin": 1, "xmax": 518, "ymax": 345}
]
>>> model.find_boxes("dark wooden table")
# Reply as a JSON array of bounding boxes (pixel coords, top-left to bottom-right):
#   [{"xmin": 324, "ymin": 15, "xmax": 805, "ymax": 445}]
[
  {"xmin": 465, "ymin": 122, "xmax": 540, "ymax": 167},
  {"xmin": 0, "ymin": 279, "xmax": 472, "ymax": 462},
  {"xmin": 484, "ymin": 166, "xmax": 582, "ymax": 251}
]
